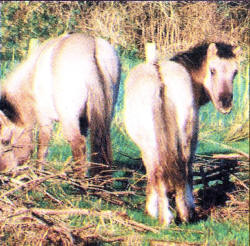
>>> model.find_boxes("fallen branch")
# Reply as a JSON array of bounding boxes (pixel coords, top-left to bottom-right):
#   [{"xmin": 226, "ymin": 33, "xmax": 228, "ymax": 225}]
[{"xmin": 229, "ymin": 174, "xmax": 249, "ymax": 190}]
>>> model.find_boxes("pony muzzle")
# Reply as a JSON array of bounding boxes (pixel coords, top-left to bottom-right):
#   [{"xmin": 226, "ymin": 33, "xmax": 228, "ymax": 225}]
[{"xmin": 217, "ymin": 93, "xmax": 233, "ymax": 114}]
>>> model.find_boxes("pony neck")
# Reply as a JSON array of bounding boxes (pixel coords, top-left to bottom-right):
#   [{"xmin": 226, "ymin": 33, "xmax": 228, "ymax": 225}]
[
  {"xmin": 2, "ymin": 56, "xmax": 37, "ymax": 127},
  {"xmin": 2, "ymin": 86, "xmax": 35, "ymax": 128},
  {"xmin": 188, "ymin": 65, "xmax": 210, "ymax": 108}
]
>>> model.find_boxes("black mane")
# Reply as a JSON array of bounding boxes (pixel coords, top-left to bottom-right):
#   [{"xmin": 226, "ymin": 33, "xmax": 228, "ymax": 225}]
[
  {"xmin": 170, "ymin": 42, "xmax": 236, "ymax": 71},
  {"xmin": 0, "ymin": 94, "xmax": 20, "ymax": 123}
]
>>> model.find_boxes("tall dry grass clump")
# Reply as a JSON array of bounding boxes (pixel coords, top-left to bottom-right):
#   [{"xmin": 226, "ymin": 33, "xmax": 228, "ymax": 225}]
[{"xmin": 1, "ymin": 1, "xmax": 249, "ymax": 60}]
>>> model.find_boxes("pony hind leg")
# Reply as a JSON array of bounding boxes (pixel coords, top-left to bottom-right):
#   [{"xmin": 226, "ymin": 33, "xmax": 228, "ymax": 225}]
[
  {"xmin": 157, "ymin": 178, "xmax": 174, "ymax": 226},
  {"xmin": 146, "ymin": 172, "xmax": 174, "ymax": 226},
  {"xmin": 143, "ymin": 152, "xmax": 174, "ymax": 226}
]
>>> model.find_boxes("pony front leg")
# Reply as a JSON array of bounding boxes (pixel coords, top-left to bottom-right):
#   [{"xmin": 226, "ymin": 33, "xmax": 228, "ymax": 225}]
[
  {"xmin": 70, "ymin": 134, "xmax": 87, "ymax": 163},
  {"xmin": 61, "ymin": 119, "xmax": 88, "ymax": 173},
  {"xmin": 37, "ymin": 124, "xmax": 53, "ymax": 169}
]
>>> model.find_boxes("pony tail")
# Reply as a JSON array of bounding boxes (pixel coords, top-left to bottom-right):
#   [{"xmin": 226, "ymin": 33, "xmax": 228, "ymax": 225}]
[
  {"xmin": 87, "ymin": 38, "xmax": 120, "ymax": 166},
  {"xmin": 145, "ymin": 43, "xmax": 158, "ymax": 64},
  {"xmin": 87, "ymin": 90, "xmax": 112, "ymax": 165},
  {"xmin": 154, "ymin": 64, "xmax": 186, "ymax": 189}
]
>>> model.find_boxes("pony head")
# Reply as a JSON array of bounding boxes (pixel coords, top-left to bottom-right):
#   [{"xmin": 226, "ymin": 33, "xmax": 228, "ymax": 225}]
[
  {"xmin": 203, "ymin": 43, "xmax": 241, "ymax": 114},
  {"xmin": 0, "ymin": 111, "xmax": 33, "ymax": 172}
]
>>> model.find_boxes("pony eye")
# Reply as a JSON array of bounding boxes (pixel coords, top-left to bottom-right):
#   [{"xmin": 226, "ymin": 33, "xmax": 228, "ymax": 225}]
[
  {"xmin": 2, "ymin": 139, "xmax": 10, "ymax": 146},
  {"xmin": 210, "ymin": 68, "xmax": 216, "ymax": 76}
]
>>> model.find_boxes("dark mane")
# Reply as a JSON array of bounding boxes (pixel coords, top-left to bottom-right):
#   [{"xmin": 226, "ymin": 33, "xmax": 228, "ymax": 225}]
[
  {"xmin": 170, "ymin": 42, "xmax": 236, "ymax": 71},
  {"xmin": 0, "ymin": 94, "xmax": 20, "ymax": 123}
]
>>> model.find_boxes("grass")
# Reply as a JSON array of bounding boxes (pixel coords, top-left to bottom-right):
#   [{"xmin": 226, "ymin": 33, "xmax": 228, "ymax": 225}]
[{"xmin": 0, "ymin": 47, "xmax": 249, "ymax": 245}]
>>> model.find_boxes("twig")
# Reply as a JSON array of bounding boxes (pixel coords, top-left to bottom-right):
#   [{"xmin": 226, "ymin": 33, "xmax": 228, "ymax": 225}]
[
  {"xmin": 44, "ymin": 191, "xmax": 64, "ymax": 205},
  {"xmin": 230, "ymin": 174, "xmax": 249, "ymax": 190},
  {"xmin": 0, "ymin": 173, "xmax": 60, "ymax": 199},
  {"xmin": 202, "ymin": 139, "xmax": 249, "ymax": 159},
  {"xmin": 113, "ymin": 214, "xmax": 159, "ymax": 233},
  {"xmin": 157, "ymin": 227, "xmax": 204, "ymax": 234},
  {"xmin": 96, "ymin": 234, "xmax": 125, "ymax": 243}
]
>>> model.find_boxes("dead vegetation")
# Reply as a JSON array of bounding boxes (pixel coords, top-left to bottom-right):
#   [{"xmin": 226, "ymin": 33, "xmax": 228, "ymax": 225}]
[{"xmin": 0, "ymin": 156, "xmax": 248, "ymax": 245}]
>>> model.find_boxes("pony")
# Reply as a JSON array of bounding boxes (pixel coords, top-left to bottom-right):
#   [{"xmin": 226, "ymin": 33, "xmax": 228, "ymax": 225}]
[
  {"xmin": 0, "ymin": 33, "xmax": 120, "ymax": 172},
  {"xmin": 123, "ymin": 42, "xmax": 241, "ymax": 226}
]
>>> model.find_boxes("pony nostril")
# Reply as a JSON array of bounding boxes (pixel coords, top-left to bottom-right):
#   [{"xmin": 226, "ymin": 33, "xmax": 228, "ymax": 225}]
[{"xmin": 219, "ymin": 93, "xmax": 233, "ymax": 108}]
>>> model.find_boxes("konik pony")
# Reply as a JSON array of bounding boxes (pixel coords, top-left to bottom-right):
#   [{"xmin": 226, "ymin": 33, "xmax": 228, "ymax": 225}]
[
  {"xmin": 124, "ymin": 42, "xmax": 241, "ymax": 226},
  {"xmin": 0, "ymin": 33, "xmax": 120, "ymax": 172}
]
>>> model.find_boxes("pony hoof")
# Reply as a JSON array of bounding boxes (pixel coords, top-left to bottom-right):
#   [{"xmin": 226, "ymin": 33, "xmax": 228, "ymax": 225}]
[
  {"xmin": 160, "ymin": 211, "xmax": 174, "ymax": 227},
  {"xmin": 35, "ymin": 160, "xmax": 46, "ymax": 171}
]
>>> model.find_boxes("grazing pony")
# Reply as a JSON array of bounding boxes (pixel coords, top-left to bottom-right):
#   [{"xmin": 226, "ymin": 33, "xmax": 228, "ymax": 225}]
[
  {"xmin": 0, "ymin": 33, "xmax": 120, "ymax": 172},
  {"xmin": 124, "ymin": 42, "xmax": 241, "ymax": 226}
]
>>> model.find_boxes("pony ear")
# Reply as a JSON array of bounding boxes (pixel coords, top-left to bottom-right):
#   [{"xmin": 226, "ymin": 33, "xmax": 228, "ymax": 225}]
[
  {"xmin": 233, "ymin": 46, "xmax": 242, "ymax": 58},
  {"xmin": 207, "ymin": 43, "xmax": 217, "ymax": 58}
]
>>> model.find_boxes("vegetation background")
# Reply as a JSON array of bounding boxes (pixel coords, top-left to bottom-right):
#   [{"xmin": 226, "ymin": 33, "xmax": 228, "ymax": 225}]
[{"xmin": 0, "ymin": 1, "xmax": 249, "ymax": 245}]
